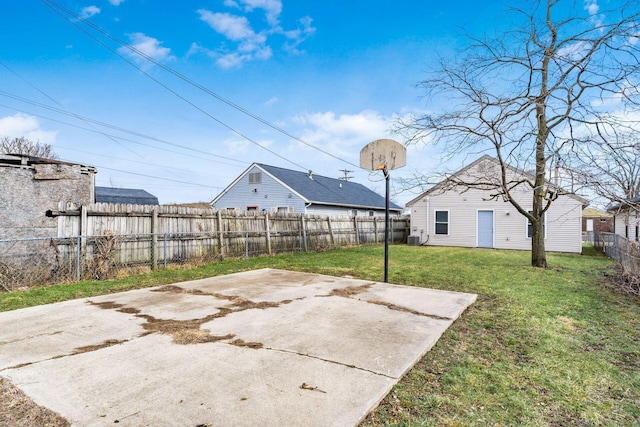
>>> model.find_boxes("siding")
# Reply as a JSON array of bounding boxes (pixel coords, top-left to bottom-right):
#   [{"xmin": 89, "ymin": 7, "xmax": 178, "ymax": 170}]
[
  {"xmin": 408, "ymin": 160, "xmax": 584, "ymax": 253},
  {"xmin": 213, "ymin": 165, "xmax": 307, "ymax": 213}
]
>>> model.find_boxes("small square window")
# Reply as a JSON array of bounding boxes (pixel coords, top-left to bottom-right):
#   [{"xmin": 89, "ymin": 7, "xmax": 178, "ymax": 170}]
[{"xmin": 248, "ymin": 172, "xmax": 261, "ymax": 184}]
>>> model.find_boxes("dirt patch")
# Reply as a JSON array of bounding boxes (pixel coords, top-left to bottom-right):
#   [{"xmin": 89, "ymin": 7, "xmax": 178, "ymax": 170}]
[
  {"xmin": 72, "ymin": 339, "xmax": 128, "ymax": 355},
  {"xmin": 0, "ymin": 377, "xmax": 70, "ymax": 427},
  {"xmin": 88, "ymin": 296, "xmax": 282, "ymax": 346},
  {"xmin": 328, "ymin": 284, "xmax": 371, "ymax": 297},
  {"xmin": 173, "ymin": 330, "xmax": 234, "ymax": 345},
  {"xmin": 230, "ymin": 338, "xmax": 263, "ymax": 349}
]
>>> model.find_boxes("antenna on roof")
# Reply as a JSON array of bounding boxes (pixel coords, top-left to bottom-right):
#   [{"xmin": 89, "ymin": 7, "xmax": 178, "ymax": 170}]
[
  {"xmin": 308, "ymin": 170, "xmax": 313, "ymax": 180},
  {"xmin": 339, "ymin": 169, "xmax": 353, "ymax": 181}
]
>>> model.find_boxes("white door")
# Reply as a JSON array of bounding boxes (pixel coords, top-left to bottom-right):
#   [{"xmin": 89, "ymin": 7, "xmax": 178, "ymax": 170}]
[
  {"xmin": 477, "ymin": 210, "xmax": 494, "ymax": 248},
  {"xmin": 586, "ymin": 219, "xmax": 594, "ymax": 232}
]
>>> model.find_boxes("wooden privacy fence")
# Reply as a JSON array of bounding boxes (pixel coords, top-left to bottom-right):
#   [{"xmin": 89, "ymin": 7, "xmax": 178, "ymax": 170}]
[{"xmin": 47, "ymin": 202, "xmax": 409, "ymax": 270}]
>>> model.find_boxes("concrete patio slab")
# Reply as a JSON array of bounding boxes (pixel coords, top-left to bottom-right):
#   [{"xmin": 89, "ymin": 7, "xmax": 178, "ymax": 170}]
[{"xmin": 0, "ymin": 268, "xmax": 476, "ymax": 426}]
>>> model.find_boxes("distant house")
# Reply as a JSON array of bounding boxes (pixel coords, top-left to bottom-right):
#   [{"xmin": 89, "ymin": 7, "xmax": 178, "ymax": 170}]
[
  {"xmin": 406, "ymin": 155, "xmax": 587, "ymax": 253},
  {"xmin": 211, "ymin": 163, "xmax": 403, "ymax": 217},
  {"xmin": 582, "ymin": 207, "xmax": 613, "ymax": 234},
  {"xmin": 607, "ymin": 196, "xmax": 640, "ymax": 242},
  {"xmin": 95, "ymin": 186, "xmax": 159, "ymax": 205},
  {"xmin": 0, "ymin": 154, "xmax": 96, "ymax": 239}
]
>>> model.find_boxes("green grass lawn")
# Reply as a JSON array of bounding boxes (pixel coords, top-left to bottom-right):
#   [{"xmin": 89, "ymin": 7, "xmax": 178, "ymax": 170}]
[{"xmin": 1, "ymin": 245, "xmax": 638, "ymax": 426}]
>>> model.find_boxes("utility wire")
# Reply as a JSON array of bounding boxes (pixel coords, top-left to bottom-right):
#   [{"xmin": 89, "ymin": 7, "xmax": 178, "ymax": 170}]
[
  {"xmin": 41, "ymin": 0, "xmax": 310, "ymax": 172},
  {"xmin": 0, "ymin": 60, "xmax": 184, "ymax": 178},
  {"xmin": 0, "ymin": 93, "xmax": 247, "ymax": 165}
]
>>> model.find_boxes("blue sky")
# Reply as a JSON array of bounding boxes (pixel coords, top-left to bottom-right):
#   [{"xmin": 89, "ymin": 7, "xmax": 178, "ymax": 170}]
[{"xmin": 0, "ymin": 1, "xmax": 547, "ymax": 205}]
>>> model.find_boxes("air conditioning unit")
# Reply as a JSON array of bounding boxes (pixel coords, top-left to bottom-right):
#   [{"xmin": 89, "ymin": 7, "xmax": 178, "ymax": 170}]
[{"xmin": 407, "ymin": 236, "xmax": 421, "ymax": 246}]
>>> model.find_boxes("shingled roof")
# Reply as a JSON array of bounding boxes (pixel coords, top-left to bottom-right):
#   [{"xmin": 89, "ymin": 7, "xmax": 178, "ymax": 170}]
[
  {"xmin": 95, "ymin": 187, "xmax": 159, "ymax": 205},
  {"xmin": 257, "ymin": 163, "xmax": 402, "ymax": 211}
]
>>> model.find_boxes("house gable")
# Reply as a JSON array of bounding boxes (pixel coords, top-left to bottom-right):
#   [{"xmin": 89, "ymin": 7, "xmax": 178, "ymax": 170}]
[
  {"xmin": 407, "ymin": 155, "xmax": 585, "ymax": 253},
  {"xmin": 212, "ymin": 163, "xmax": 403, "ymax": 215}
]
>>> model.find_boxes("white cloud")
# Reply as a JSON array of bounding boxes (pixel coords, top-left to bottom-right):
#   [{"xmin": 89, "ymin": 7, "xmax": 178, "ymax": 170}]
[
  {"xmin": 199, "ymin": 11, "xmax": 256, "ymax": 41},
  {"xmin": 264, "ymin": 96, "xmax": 278, "ymax": 107},
  {"xmin": 119, "ymin": 33, "xmax": 174, "ymax": 62},
  {"xmin": 197, "ymin": 2, "xmax": 314, "ymax": 68},
  {"xmin": 80, "ymin": 5, "xmax": 100, "ymax": 19},
  {"xmin": 237, "ymin": 0, "xmax": 282, "ymax": 26},
  {"xmin": 584, "ymin": 0, "xmax": 605, "ymax": 28},
  {"xmin": 293, "ymin": 110, "xmax": 393, "ymax": 158},
  {"xmin": 198, "ymin": 10, "xmax": 272, "ymax": 68},
  {"xmin": 0, "ymin": 113, "xmax": 58, "ymax": 144},
  {"xmin": 108, "ymin": 0, "xmax": 125, "ymax": 5}
]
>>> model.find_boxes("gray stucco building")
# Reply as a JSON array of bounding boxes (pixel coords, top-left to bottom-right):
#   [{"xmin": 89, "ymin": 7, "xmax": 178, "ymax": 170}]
[{"xmin": 0, "ymin": 154, "xmax": 96, "ymax": 239}]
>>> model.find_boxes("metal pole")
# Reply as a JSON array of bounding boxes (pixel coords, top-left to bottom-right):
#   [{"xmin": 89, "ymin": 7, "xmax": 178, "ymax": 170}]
[{"xmin": 384, "ymin": 168, "xmax": 390, "ymax": 283}]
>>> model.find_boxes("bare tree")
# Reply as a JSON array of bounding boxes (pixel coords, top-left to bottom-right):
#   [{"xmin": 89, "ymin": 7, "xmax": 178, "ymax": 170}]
[
  {"xmin": 568, "ymin": 131, "xmax": 640, "ymax": 213},
  {"xmin": 396, "ymin": 0, "xmax": 640, "ymax": 267},
  {"xmin": 0, "ymin": 136, "xmax": 57, "ymax": 158}
]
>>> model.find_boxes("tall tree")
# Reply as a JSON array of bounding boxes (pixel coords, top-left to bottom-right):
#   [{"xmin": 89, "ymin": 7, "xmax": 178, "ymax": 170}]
[
  {"xmin": 567, "ymin": 130, "xmax": 640, "ymax": 213},
  {"xmin": 0, "ymin": 136, "xmax": 57, "ymax": 158},
  {"xmin": 396, "ymin": 0, "xmax": 640, "ymax": 267}
]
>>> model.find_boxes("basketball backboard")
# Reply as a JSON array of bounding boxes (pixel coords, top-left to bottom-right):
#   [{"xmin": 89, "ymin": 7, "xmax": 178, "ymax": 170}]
[{"xmin": 359, "ymin": 139, "xmax": 406, "ymax": 171}]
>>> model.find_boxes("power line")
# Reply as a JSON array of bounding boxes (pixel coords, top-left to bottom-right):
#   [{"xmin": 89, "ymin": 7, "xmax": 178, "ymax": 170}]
[
  {"xmin": 40, "ymin": 0, "xmax": 311, "ymax": 172},
  {"xmin": 40, "ymin": 0, "xmax": 361, "ymax": 171},
  {"xmin": 0, "ymin": 93, "xmax": 247, "ymax": 166}
]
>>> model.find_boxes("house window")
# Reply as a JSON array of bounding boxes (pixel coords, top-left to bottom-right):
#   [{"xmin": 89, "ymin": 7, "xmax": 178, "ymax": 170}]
[
  {"xmin": 369, "ymin": 211, "xmax": 375, "ymax": 217},
  {"xmin": 434, "ymin": 210, "xmax": 449, "ymax": 235},
  {"xmin": 247, "ymin": 206, "xmax": 258, "ymax": 211},
  {"xmin": 248, "ymin": 172, "xmax": 261, "ymax": 184},
  {"xmin": 351, "ymin": 209, "xmax": 358, "ymax": 217},
  {"xmin": 277, "ymin": 206, "xmax": 293, "ymax": 213},
  {"xmin": 526, "ymin": 211, "xmax": 547, "ymax": 238}
]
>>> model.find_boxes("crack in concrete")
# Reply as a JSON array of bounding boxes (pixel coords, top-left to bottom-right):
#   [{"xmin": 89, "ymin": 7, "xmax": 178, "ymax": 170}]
[
  {"xmin": 364, "ymin": 299, "xmax": 453, "ymax": 321},
  {"xmin": 87, "ymin": 290, "xmax": 289, "ymax": 346},
  {"xmin": 0, "ymin": 330, "xmax": 64, "ymax": 345},
  {"xmin": 266, "ymin": 347, "xmax": 396, "ymax": 379}
]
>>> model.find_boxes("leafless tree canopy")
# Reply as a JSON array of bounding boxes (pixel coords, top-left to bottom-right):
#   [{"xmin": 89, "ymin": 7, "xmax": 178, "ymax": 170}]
[
  {"xmin": 568, "ymin": 131, "xmax": 640, "ymax": 212},
  {"xmin": 396, "ymin": 0, "xmax": 640, "ymax": 267},
  {"xmin": 0, "ymin": 136, "xmax": 57, "ymax": 159}
]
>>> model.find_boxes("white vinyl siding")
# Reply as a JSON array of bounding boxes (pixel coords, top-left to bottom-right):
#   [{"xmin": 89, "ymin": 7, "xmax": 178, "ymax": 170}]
[{"xmin": 407, "ymin": 158, "xmax": 584, "ymax": 253}]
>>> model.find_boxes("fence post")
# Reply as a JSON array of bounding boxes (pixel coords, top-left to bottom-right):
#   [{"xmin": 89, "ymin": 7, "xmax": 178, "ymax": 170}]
[
  {"xmin": 217, "ymin": 210, "xmax": 224, "ymax": 258},
  {"xmin": 245, "ymin": 231, "xmax": 249, "ymax": 259},
  {"xmin": 327, "ymin": 217, "xmax": 335, "ymax": 248},
  {"xmin": 163, "ymin": 233, "xmax": 167, "ymax": 269},
  {"xmin": 354, "ymin": 216, "xmax": 359, "ymax": 245},
  {"xmin": 265, "ymin": 213, "xmax": 272, "ymax": 255},
  {"xmin": 80, "ymin": 205, "xmax": 88, "ymax": 257},
  {"xmin": 151, "ymin": 208, "xmax": 158, "ymax": 271},
  {"xmin": 76, "ymin": 235, "xmax": 81, "ymax": 282},
  {"xmin": 301, "ymin": 216, "xmax": 308, "ymax": 252}
]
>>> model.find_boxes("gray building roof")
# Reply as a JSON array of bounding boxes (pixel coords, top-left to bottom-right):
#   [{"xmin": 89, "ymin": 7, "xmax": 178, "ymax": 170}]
[
  {"xmin": 257, "ymin": 163, "xmax": 402, "ymax": 211},
  {"xmin": 95, "ymin": 186, "xmax": 159, "ymax": 205}
]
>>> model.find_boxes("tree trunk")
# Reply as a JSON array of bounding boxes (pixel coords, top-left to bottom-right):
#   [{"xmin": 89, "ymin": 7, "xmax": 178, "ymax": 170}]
[{"xmin": 530, "ymin": 213, "xmax": 547, "ymax": 268}]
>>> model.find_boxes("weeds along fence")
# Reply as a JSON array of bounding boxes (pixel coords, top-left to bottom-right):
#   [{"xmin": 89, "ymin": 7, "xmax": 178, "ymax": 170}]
[
  {"xmin": 592, "ymin": 231, "xmax": 640, "ymax": 277},
  {"xmin": 0, "ymin": 202, "xmax": 409, "ymax": 291}
]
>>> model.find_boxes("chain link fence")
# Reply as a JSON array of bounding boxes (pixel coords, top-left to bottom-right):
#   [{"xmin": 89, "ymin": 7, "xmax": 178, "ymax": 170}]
[
  {"xmin": 0, "ymin": 225, "xmax": 407, "ymax": 291},
  {"xmin": 592, "ymin": 231, "xmax": 640, "ymax": 277}
]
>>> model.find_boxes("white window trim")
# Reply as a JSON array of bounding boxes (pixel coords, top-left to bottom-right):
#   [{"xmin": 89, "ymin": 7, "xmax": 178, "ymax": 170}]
[
  {"xmin": 526, "ymin": 211, "xmax": 547, "ymax": 239},
  {"xmin": 434, "ymin": 209, "xmax": 450, "ymax": 236}
]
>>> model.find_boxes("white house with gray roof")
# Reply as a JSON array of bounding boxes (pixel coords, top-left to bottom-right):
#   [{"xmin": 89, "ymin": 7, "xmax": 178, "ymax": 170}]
[
  {"xmin": 211, "ymin": 163, "xmax": 403, "ymax": 217},
  {"xmin": 406, "ymin": 155, "xmax": 587, "ymax": 253}
]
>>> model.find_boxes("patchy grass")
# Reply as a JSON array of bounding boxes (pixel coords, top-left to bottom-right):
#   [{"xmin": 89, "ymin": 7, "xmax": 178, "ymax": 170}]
[{"xmin": 1, "ymin": 244, "xmax": 638, "ymax": 426}]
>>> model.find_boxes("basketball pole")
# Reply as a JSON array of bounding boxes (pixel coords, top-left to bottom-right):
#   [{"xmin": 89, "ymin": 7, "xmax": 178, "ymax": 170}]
[{"xmin": 383, "ymin": 166, "xmax": 390, "ymax": 283}]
